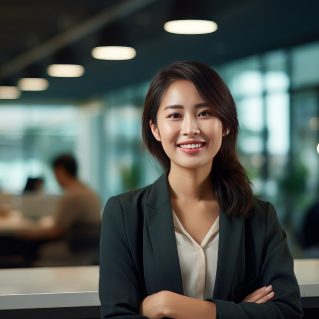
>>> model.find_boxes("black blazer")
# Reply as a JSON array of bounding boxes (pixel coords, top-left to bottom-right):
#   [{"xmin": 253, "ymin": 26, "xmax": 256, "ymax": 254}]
[{"xmin": 99, "ymin": 174, "xmax": 303, "ymax": 319}]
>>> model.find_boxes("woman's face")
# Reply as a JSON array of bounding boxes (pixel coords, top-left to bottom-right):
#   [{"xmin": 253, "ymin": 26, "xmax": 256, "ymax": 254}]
[{"xmin": 150, "ymin": 80, "xmax": 225, "ymax": 171}]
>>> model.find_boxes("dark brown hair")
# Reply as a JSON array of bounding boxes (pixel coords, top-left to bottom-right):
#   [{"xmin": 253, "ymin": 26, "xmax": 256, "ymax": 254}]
[
  {"xmin": 142, "ymin": 61, "xmax": 253, "ymax": 217},
  {"xmin": 52, "ymin": 153, "xmax": 78, "ymax": 177}
]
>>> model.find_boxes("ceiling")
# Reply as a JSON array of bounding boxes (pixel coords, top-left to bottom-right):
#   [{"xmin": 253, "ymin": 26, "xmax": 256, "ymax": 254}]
[{"xmin": 0, "ymin": 0, "xmax": 319, "ymax": 103}]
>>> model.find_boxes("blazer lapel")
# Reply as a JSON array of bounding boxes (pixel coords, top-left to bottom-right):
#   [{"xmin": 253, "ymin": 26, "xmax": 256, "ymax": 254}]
[
  {"xmin": 213, "ymin": 212, "xmax": 245, "ymax": 300},
  {"xmin": 144, "ymin": 173, "xmax": 184, "ymax": 294}
]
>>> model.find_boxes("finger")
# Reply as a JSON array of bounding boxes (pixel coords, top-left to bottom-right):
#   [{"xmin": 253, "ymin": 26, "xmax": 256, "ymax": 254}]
[
  {"xmin": 250, "ymin": 286, "xmax": 273, "ymax": 302},
  {"xmin": 256, "ymin": 291, "xmax": 275, "ymax": 304},
  {"xmin": 244, "ymin": 287, "xmax": 266, "ymax": 302},
  {"xmin": 244, "ymin": 285, "xmax": 273, "ymax": 302}
]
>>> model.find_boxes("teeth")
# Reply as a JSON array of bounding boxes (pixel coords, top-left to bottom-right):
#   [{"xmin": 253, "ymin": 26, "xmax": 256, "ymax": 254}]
[{"xmin": 179, "ymin": 143, "xmax": 203, "ymax": 149}]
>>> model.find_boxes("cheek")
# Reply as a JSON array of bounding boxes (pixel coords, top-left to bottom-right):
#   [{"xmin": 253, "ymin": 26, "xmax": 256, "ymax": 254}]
[
  {"xmin": 213, "ymin": 121, "xmax": 224, "ymax": 137},
  {"xmin": 157, "ymin": 122, "xmax": 178, "ymax": 141},
  {"xmin": 204, "ymin": 121, "xmax": 223, "ymax": 137}
]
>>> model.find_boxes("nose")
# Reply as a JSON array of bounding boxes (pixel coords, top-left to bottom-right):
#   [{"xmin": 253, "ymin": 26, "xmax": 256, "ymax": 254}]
[{"xmin": 181, "ymin": 116, "xmax": 200, "ymax": 136}]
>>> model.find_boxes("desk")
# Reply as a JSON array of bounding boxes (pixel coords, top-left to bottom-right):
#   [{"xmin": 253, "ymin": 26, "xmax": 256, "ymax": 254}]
[
  {"xmin": 0, "ymin": 194, "xmax": 59, "ymax": 220},
  {"xmin": 0, "ymin": 213, "xmax": 52, "ymax": 268},
  {"xmin": 0, "ymin": 260, "xmax": 318, "ymax": 318},
  {"xmin": 0, "ymin": 212, "xmax": 34, "ymax": 235}
]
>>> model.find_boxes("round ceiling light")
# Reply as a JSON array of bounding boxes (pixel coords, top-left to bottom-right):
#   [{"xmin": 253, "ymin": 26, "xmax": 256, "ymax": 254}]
[
  {"xmin": 164, "ymin": 19, "xmax": 217, "ymax": 34},
  {"xmin": 92, "ymin": 46, "xmax": 136, "ymax": 60},
  {"xmin": 47, "ymin": 64, "xmax": 85, "ymax": 77}
]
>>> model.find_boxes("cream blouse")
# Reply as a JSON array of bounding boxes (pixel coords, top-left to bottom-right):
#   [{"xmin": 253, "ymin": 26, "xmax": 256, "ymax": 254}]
[{"xmin": 172, "ymin": 211, "xmax": 219, "ymax": 300}]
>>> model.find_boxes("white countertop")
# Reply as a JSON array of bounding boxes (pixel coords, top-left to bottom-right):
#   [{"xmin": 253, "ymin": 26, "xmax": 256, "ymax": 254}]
[
  {"xmin": 294, "ymin": 259, "xmax": 319, "ymax": 298},
  {"xmin": 0, "ymin": 259, "xmax": 318, "ymax": 310},
  {"xmin": 0, "ymin": 266, "xmax": 99, "ymax": 310}
]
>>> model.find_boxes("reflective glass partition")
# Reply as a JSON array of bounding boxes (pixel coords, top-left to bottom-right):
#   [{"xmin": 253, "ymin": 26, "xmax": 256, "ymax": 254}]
[
  {"xmin": 0, "ymin": 105, "xmax": 78, "ymax": 194},
  {"xmin": 101, "ymin": 84, "xmax": 162, "ymax": 197}
]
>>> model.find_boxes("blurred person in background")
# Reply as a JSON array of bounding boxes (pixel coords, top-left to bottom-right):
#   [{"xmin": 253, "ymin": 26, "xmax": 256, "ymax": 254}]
[
  {"xmin": 14, "ymin": 153, "xmax": 101, "ymax": 266},
  {"xmin": 20, "ymin": 154, "xmax": 101, "ymax": 240},
  {"xmin": 22, "ymin": 176, "xmax": 44, "ymax": 194}
]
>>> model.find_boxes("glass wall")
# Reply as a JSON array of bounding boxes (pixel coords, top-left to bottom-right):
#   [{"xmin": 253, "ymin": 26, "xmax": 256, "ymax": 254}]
[
  {"xmin": 0, "ymin": 105, "xmax": 79, "ymax": 194},
  {"xmin": 217, "ymin": 43, "xmax": 319, "ymax": 256},
  {"xmin": 101, "ymin": 84, "xmax": 162, "ymax": 198},
  {"xmin": 0, "ymin": 40, "xmax": 318, "ymax": 260}
]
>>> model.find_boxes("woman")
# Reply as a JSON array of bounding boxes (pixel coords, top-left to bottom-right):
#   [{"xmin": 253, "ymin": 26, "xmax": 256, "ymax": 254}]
[{"xmin": 99, "ymin": 61, "xmax": 303, "ymax": 319}]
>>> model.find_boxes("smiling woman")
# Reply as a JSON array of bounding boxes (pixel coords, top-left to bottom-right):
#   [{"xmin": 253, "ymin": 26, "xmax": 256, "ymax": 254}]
[
  {"xmin": 99, "ymin": 61, "xmax": 303, "ymax": 319},
  {"xmin": 142, "ymin": 61, "xmax": 251, "ymax": 217}
]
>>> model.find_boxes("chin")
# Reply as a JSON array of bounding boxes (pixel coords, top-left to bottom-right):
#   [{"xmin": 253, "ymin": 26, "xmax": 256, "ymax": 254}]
[{"xmin": 174, "ymin": 159, "xmax": 212, "ymax": 170}]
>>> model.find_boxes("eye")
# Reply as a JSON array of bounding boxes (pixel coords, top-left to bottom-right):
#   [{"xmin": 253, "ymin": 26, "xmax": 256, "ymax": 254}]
[
  {"xmin": 167, "ymin": 113, "xmax": 182, "ymax": 119},
  {"xmin": 198, "ymin": 110, "xmax": 212, "ymax": 117}
]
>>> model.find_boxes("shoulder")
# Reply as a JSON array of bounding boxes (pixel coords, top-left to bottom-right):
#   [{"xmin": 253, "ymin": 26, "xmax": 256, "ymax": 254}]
[
  {"xmin": 102, "ymin": 183, "xmax": 154, "ymax": 225},
  {"xmin": 245, "ymin": 197, "xmax": 281, "ymax": 231},
  {"xmin": 249, "ymin": 197, "xmax": 277, "ymax": 218},
  {"xmin": 242, "ymin": 198, "xmax": 285, "ymax": 246},
  {"xmin": 107, "ymin": 184, "xmax": 152, "ymax": 209},
  {"xmin": 101, "ymin": 184, "xmax": 155, "ymax": 245},
  {"xmin": 252, "ymin": 197, "xmax": 274, "ymax": 213},
  {"xmin": 59, "ymin": 190, "xmax": 90, "ymax": 208},
  {"xmin": 228, "ymin": 198, "xmax": 285, "ymax": 252},
  {"xmin": 104, "ymin": 173, "xmax": 168, "ymax": 214}
]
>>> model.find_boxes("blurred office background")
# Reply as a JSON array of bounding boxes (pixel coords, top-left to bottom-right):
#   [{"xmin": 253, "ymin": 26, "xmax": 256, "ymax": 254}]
[{"xmin": 0, "ymin": 0, "xmax": 319, "ymax": 265}]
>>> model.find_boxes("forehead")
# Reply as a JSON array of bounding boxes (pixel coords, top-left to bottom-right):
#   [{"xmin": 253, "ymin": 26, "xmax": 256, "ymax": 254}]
[{"xmin": 159, "ymin": 80, "xmax": 205, "ymax": 108}]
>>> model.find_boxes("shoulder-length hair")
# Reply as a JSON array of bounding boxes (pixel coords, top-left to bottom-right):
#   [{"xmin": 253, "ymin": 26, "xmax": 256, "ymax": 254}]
[{"xmin": 142, "ymin": 61, "xmax": 253, "ymax": 217}]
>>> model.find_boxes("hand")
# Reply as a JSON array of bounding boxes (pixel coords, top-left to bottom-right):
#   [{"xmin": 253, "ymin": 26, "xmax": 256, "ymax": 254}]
[
  {"xmin": 140, "ymin": 290, "xmax": 170, "ymax": 319},
  {"xmin": 243, "ymin": 285, "xmax": 274, "ymax": 304}
]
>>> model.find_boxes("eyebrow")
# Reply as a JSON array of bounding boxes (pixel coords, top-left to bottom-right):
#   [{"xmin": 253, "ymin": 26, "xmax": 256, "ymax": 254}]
[{"xmin": 163, "ymin": 103, "xmax": 209, "ymax": 110}]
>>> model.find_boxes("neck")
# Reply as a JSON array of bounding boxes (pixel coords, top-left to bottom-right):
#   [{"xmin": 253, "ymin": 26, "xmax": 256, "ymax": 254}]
[{"xmin": 168, "ymin": 163, "xmax": 214, "ymax": 201}]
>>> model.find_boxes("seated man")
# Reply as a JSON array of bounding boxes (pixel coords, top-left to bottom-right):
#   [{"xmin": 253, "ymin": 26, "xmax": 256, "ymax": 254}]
[{"xmin": 16, "ymin": 154, "xmax": 101, "ymax": 265}]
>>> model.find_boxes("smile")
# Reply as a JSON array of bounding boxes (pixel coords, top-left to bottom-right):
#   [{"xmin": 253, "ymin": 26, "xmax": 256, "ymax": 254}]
[
  {"xmin": 178, "ymin": 143, "xmax": 205, "ymax": 149},
  {"xmin": 177, "ymin": 141, "xmax": 207, "ymax": 153}
]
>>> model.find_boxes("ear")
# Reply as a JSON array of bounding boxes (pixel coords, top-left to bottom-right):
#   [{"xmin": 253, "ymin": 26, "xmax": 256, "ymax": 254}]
[
  {"xmin": 149, "ymin": 120, "xmax": 161, "ymax": 142},
  {"xmin": 223, "ymin": 128, "xmax": 230, "ymax": 137}
]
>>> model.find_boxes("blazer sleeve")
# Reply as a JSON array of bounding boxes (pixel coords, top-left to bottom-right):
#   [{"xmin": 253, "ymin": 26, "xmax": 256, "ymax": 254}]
[
  {"xmin": 208, "ymin": 202, "xmax": 303, "ymax": 319},
  {"xmin": 99, "ymin": 196, "xmax": 148, "ymax": 319}
]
